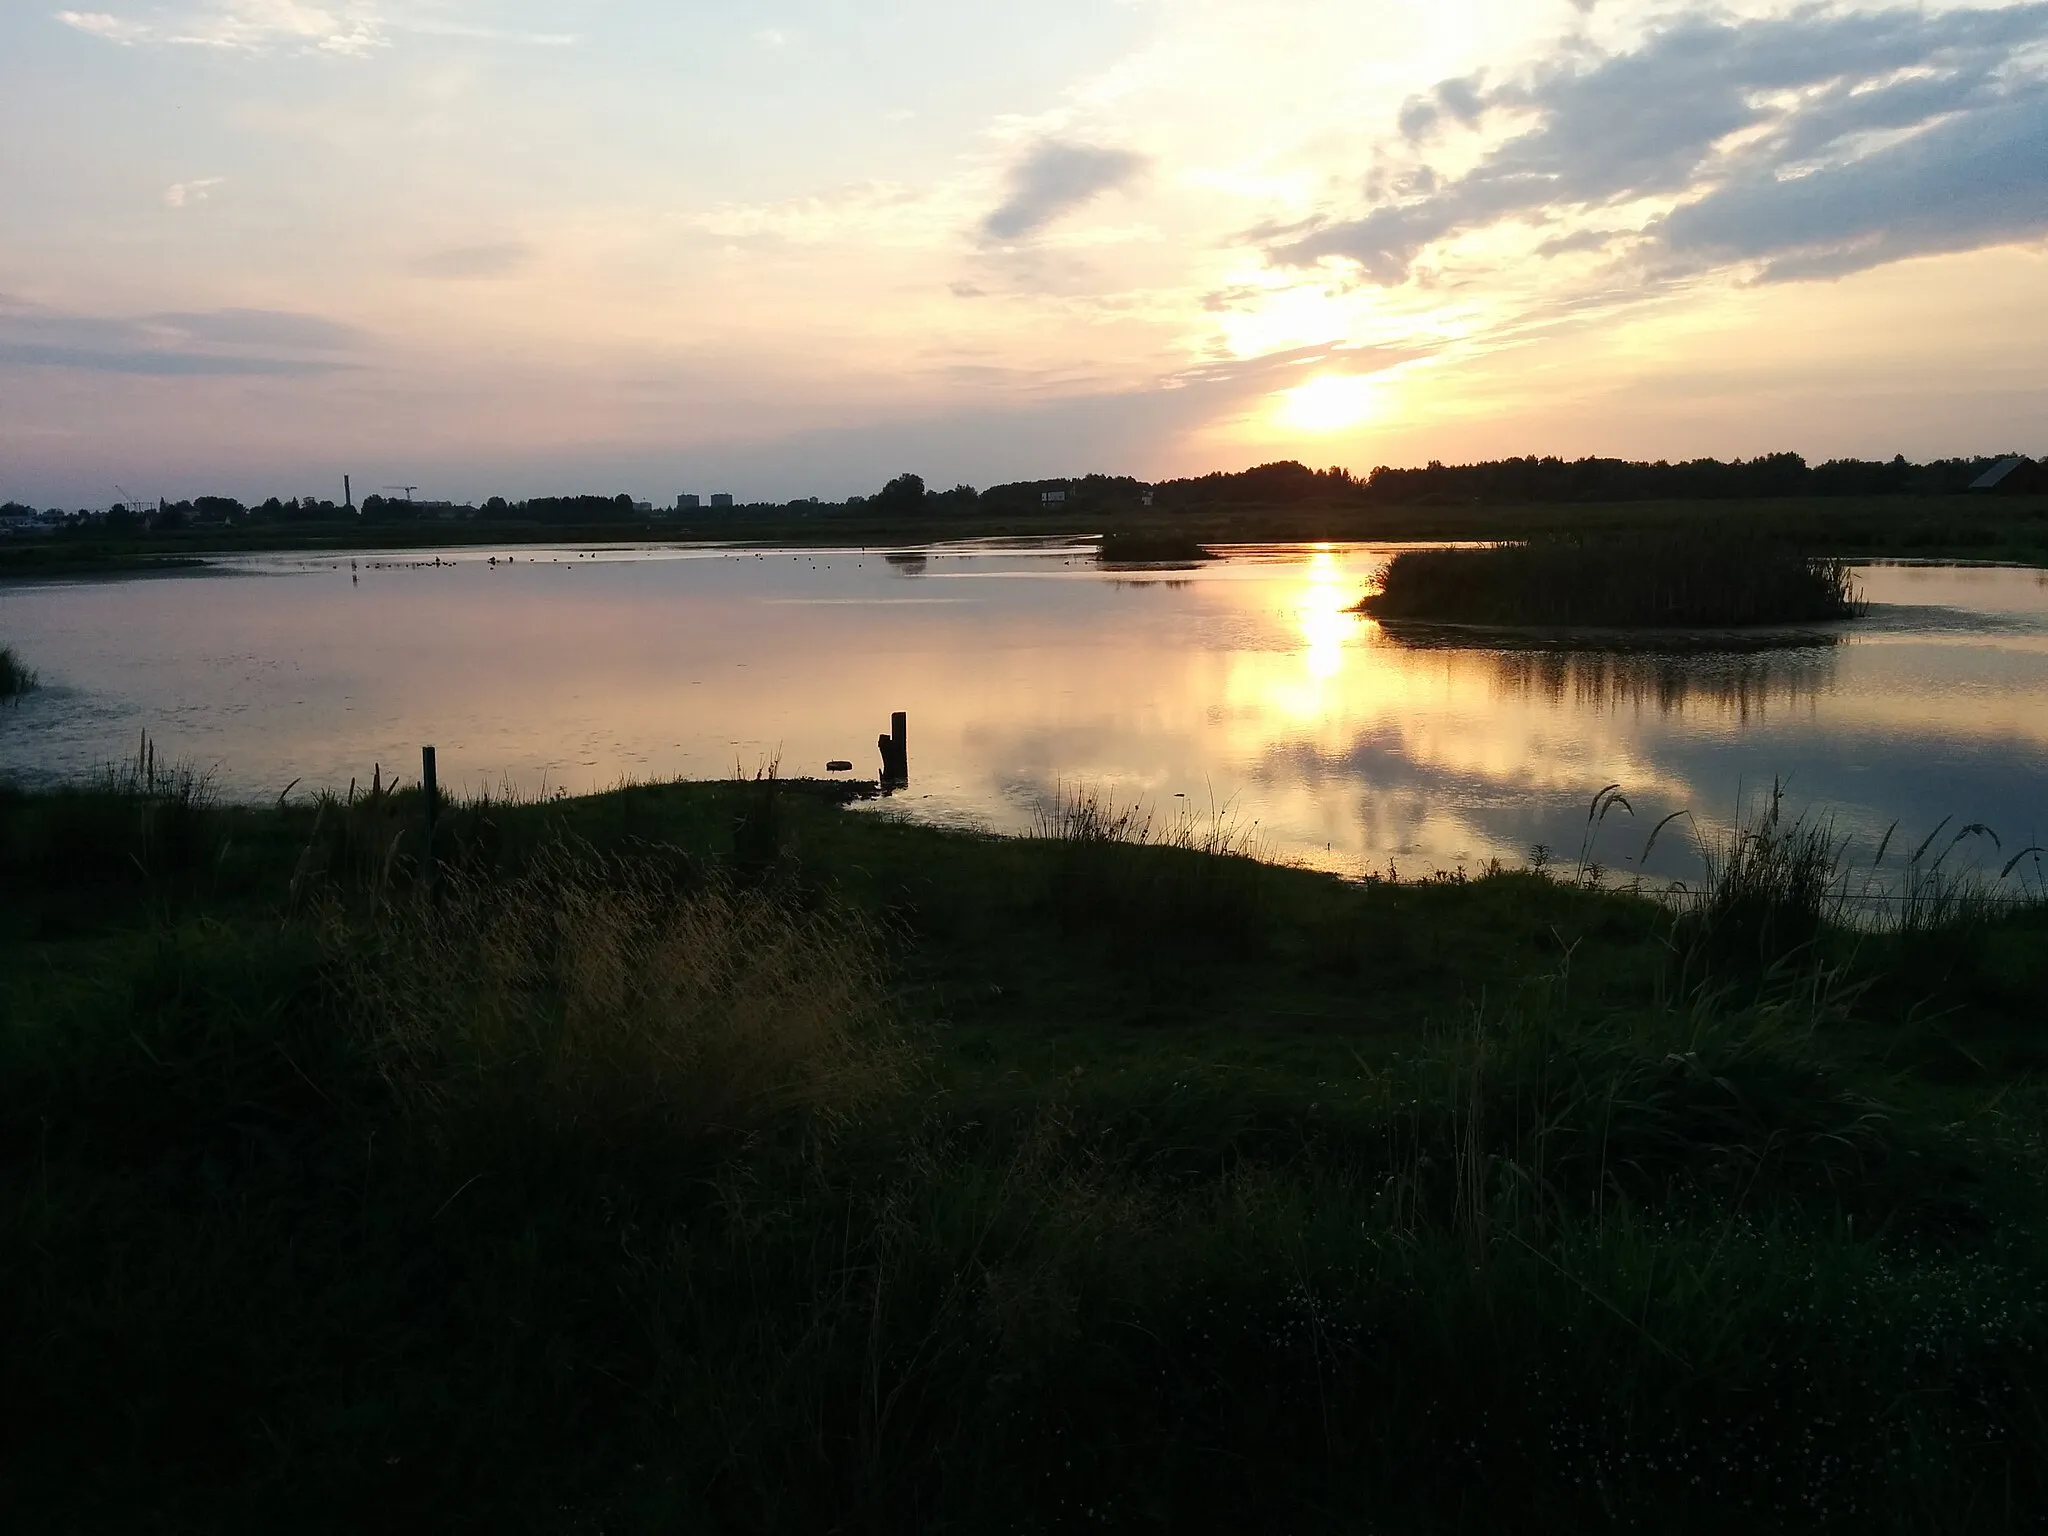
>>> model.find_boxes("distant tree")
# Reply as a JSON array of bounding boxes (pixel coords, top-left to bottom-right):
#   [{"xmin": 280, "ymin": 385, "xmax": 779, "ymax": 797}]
[
  {"xmin": 484, "ymin": 496, "xmax": 508, "ymax": 515},
  {"xmin": 873, "ymin": 473, "xmax": 927, "ymax": 514},
  {"xmin": 933, "ymin": 483, "xmax": 979, "ymax": 512}
]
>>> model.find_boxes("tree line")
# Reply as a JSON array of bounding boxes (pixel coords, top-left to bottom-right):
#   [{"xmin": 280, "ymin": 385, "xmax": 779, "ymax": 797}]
[{"xmin": 2, "ymin": 450, "xmax": 2031, "ymax": 536}]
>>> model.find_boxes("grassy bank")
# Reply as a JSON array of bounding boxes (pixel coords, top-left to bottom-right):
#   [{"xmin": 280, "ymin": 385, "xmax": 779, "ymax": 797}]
[
  {"xmin": 3, "ymin": 773, "xmax": 2047, "ymax": 1531},
  {"xmin": 1362, "ymin": 536, "xmax": 1865, "ymax": 628},
  {"xmin": 4, "ymin": 492, "xmax": 2045, "ymax": 576}
]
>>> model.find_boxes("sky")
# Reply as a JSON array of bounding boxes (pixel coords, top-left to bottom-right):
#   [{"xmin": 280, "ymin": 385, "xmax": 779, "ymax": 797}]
[{"xmin": 2, "ymin": 0, "xmax": 2047, "ymax": 506}]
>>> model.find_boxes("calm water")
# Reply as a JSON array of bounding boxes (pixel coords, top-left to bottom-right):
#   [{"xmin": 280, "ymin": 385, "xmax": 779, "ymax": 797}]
[{"xmin": 3, "ymin": 541, "xmax": 2045, "ymax": 888}]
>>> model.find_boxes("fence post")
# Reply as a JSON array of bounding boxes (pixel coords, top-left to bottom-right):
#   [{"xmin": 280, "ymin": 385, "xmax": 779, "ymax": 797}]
[{"xmin": 421, "ymin": 744, "xmax": 439, "ymax": 889}]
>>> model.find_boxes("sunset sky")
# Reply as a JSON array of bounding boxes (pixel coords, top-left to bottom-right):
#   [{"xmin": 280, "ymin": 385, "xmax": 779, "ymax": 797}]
[{"xmin": 4, "ymin": 0, "xmax": 2047, "ymax": 506}]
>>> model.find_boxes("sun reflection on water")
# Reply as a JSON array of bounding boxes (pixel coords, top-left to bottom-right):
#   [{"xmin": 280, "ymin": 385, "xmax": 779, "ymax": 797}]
[{"xmin": 1296, "ymin": 547, "xmax": 1356, "ymax": 680}]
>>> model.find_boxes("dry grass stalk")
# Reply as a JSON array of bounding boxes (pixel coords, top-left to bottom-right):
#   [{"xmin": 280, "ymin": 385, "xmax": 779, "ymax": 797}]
[{"xmin": 339, "ymin": 842, "xmax": 902, "ymax": 1138}]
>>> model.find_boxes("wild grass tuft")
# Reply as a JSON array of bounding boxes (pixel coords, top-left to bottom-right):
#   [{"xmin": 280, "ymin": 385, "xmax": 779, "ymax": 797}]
[
  {"xmin": 1676, "ymin": 784, "xmax": 1848, "ymax": 967},
  {"xmin": 0, "ymin": 731, "xmax": 220, "ymax": 892},
  {"xmin": 334, "ymin": 841, "xmax": 903, "ymax": 1146},
  {"xmin": 1031, "ymin": 783, "xmax": 1269, "ymax": 957},
  {"xmin": 0, "ymin": 644, "xmax": 36, "ymax": 703},
  {"xmin": 1363, "ymin": 532, "xmax": 1865, "ymax": 627}
]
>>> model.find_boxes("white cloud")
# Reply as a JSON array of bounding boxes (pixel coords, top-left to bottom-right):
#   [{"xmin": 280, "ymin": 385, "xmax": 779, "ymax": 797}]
[
  {"xmin": 1277, "ymin": 3, "xmax": 2048, "ymax": 287},
  {"xmin": 53, "ymin": 3, "xmax": 579, "ymax": 56},
  {"xmin": 163, "ymin": 176, "xmax": 225, "ymax": 207},
  {"xmin": 55, "ymin": 10, "xmax": 149, "ymax": 42}
]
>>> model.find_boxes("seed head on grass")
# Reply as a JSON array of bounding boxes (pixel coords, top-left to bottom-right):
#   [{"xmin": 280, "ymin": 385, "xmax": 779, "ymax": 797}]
[{"xmin": 337, "ymin": 841, "xmax": 904, "ymax": 1143}]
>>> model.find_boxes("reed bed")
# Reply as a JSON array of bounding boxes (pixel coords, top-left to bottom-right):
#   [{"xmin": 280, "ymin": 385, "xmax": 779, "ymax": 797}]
[
  {"xmin": 1362, "ymin": 533, "xmax": 1865, "ymax": 627},
  {"xmin": 1097, "ymin": 531, "xmax": 1216, "ymax": 564}
]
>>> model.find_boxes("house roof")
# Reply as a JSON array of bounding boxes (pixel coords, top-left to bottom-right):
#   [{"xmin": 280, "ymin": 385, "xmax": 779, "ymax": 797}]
[{"xmin": 1969, "ymin": 457, "xmax": 2028, "ymax": 490}]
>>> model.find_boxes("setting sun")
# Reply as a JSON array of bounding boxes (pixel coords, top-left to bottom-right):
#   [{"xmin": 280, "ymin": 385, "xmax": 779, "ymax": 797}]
[{"xmin": 1274, "ymin": 373, "xmax": 1387, "ymax": 434}]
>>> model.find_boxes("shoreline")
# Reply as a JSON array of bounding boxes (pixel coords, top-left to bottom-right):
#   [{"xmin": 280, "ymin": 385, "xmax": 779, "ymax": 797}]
[{"xmin": 3, "ymin": 491, "xmax": 2045, "ymax": 577}]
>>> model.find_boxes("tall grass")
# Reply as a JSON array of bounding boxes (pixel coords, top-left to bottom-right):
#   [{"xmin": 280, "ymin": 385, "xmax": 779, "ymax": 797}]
[
  {"xmin": 0, "ymin": 644, "xmax": 35, "ymax": 703},
  {"xmin": 1363, "ymin": 532, "xmax": 1865, "ymax": 627},
  {"xmin": 1031, "ymin": 783, "xmax": 1269, "ymax": 957},
  {"xmin": 336, "ymin": 841, "xmax": 902, "ymax": 1144},
  {"xmin": 0, "ymin": 732, "xmax": 219, "ymax": 891},
  {"xmin": 5, "ymin": 780, "xmax": 2048, "ymax": 1529},
  {"xmin": 1676, "ymin": 784, "xmax": 1848, "ymax": 965}
]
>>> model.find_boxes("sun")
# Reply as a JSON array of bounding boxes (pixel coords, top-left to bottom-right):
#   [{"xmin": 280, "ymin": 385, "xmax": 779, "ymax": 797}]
[{"xmin": 1274, "ymin": 372, "xmax": 1386, "ymax": 434}]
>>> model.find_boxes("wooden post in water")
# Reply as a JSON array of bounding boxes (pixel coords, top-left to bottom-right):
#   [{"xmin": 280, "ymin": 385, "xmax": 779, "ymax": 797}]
[
  {"xmin": 876, "ymin": 711, "xmax": 908, "ymax": 786},
  {"xmin": 421, "ymin": 745, "xmax": 439, "ymax": 889}
]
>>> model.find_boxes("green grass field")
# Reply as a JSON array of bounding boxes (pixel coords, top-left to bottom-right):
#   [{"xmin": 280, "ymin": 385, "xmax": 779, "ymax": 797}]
[{"xmin": 3, "ymin": 772, "xmax": 2047, "ymax": 1531}]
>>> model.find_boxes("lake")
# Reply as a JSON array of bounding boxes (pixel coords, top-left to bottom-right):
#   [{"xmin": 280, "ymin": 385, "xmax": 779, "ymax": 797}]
[{"xmin": 3, "ymin": 541, "xmax": 2045, "ymax": 893}]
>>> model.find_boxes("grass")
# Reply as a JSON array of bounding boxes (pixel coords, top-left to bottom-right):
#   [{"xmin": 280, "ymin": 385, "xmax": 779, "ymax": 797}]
[
  {"xmin": 1362, "ymin": 533, "xmax": 1867, "ymax": 627},
  {"xmin": 0, "ymin": 644, "xmax": 36, "ymax": 703},
  {"xmin": 4, "ymin": 770, "xmax": 2048, "ymax": 1531}
]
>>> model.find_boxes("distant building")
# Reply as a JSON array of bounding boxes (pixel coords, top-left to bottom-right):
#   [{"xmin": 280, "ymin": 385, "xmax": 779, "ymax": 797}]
[
  {"xmin": 1040, "ymin": 488, "xmax": 1067, "ymax": 507},
  {"xmin": 633, "ymin": 501, "xmax": 654, "ymax": 515},
  {"xmin": 1969, "ymin": 457, "xmax": 2048, "ymax": 494},
  {"xmin": 710, "ymin": 493, "xmax": 735, "ymax": 509},
  {"xmin": 677, "ymin": 493, "xmax": 700, "ymax": 510}
]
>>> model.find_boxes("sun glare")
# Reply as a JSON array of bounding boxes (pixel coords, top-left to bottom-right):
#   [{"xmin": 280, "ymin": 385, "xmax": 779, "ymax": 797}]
[{"xmin": 1275, "ymin": 373, "xmax": 1385, "ymax": 434}]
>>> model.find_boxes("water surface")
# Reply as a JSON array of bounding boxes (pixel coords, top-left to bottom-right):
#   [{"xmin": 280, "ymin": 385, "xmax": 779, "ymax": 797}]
[{"xmin": 3, "ymin": 543, "xmax": 2044, "ymax": 889}]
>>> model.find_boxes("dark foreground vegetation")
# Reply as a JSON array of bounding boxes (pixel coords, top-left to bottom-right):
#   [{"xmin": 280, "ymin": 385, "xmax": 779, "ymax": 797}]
[
  {"xmin": 1362, "ymin": 535, "xmax": 1866, "ymax": 628},
  {"xmin": 0, "ymin": 645, "xmax": 35, "ymax": 702},
  {"xmin": 4, "ymin": 766, "xmax": 2048, "ymax": 1532}
]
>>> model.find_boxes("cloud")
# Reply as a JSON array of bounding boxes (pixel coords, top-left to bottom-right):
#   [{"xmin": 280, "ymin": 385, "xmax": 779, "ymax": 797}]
[
  {"xmin": 55, "ymin": 10, "xmax": 148, "ymax": 43},
  {"xmin": 1277, "ymin": 3, "xmax": 2048, "ymax": 286},
  {"xmin": 54, "ymin": 3, "xmax": 577, "ymax": 56},
  {"xmin": 1661, "ymin": 82, "xmax": 2048, "ymax": 281},
  {"xmin": 0, "ymin": 303, "xmax": 363, "ymax": 375},
  {"xmin": 981, "ymin": 140, "xmax": 1148, "ymax": 242},
  {"xmin": 148, "ymin": 308, "xmax": 362, "ymax": 349},
  {"xmin": 163, "ymin": 177, "xmax": 224, "ymax": 208},
  {"xmin": 55, "ymin": 2, "xmax": 388, "ymax": 55},
  {"xmin": 411, "ymin": 241, "xmax": 534, "ymax": 279},
  {"xmin": 0, "ymin": 343, "xmax": 344, "ymax": 375}
]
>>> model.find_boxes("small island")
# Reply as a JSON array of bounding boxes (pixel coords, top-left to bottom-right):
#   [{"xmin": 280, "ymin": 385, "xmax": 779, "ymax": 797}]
[
  {"xmin": 1356, "ymin": 535, "xmax": 1866, "ymax": 628},
  {"xmin": 1096, "ymin": 531, "xmax": 1218, "ymax": 565}
]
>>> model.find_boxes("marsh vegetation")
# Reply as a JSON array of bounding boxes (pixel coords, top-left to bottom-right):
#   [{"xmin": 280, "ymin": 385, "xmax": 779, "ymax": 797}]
[
  {"xmin": 1096, "ymin": 530, "xmax": 1217, "ymax": 564},
  {"xmin": 0, "ymin": 645, "xmax": 36, "ymax": 703},
  {"xmin": 2, "ymin": 767, "xmax": 2046, "ymax": 1531},
  {"xmin": 1361, "ymin": 533, "xmax": 1867, "ymax": 628}
]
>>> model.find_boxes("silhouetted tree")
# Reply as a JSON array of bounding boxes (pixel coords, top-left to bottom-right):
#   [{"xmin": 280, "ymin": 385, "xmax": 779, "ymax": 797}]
[{"xmin": 874, "ymin": 473, "xmax": 927, "ymax": 514}]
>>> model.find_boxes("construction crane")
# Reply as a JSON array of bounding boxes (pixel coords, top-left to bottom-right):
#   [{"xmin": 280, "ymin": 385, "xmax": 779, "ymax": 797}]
[{"xmin": 382, "ymin": 484, "xmax": 420, "ymax": 502}]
